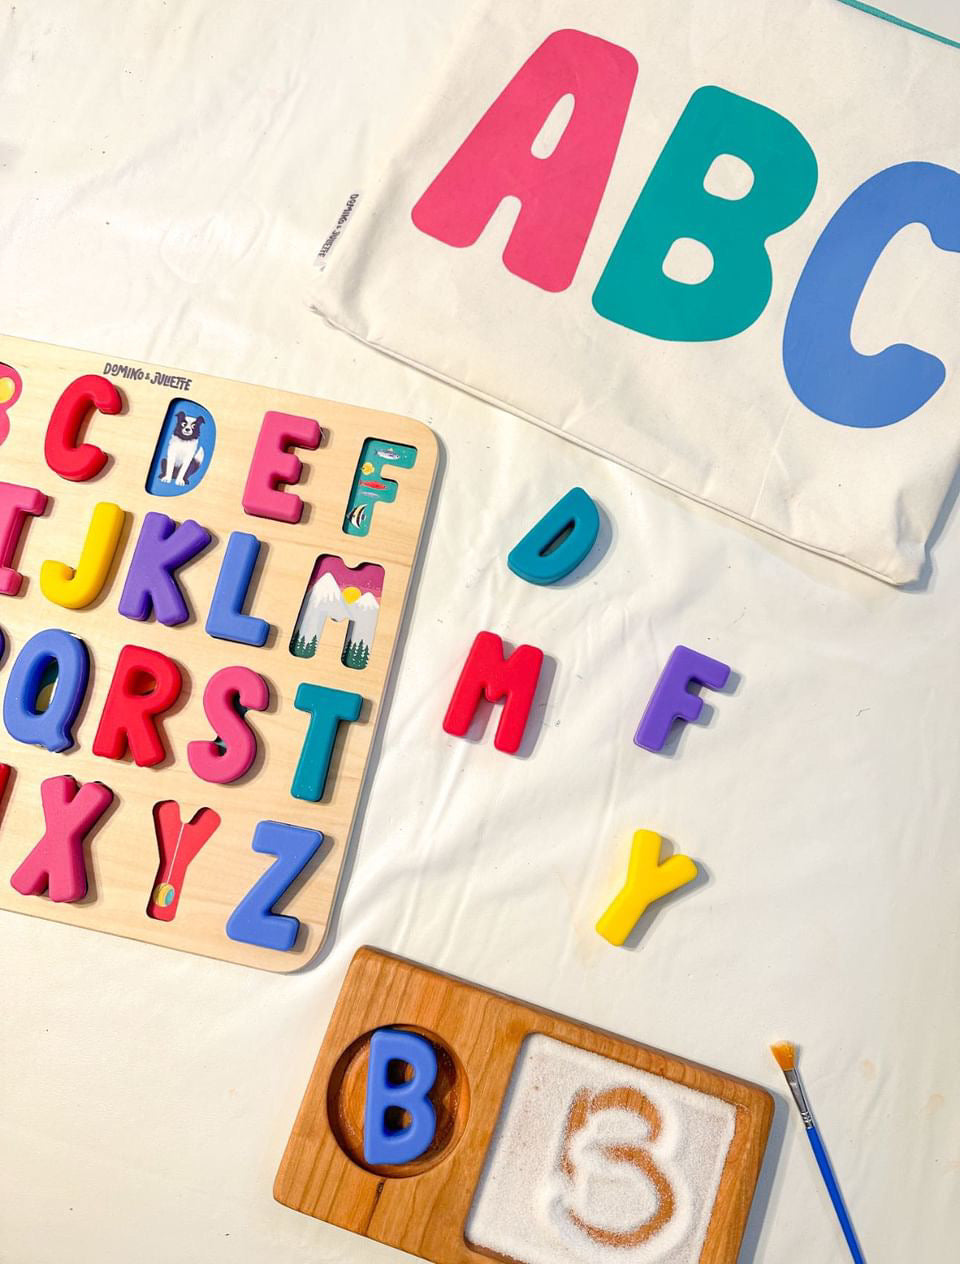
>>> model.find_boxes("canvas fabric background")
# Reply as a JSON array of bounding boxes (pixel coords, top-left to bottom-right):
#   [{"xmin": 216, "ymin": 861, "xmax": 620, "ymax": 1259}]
[
  {"xmin": 314, "ymin": 0, "xmax": 960, "ymax": 585},
  {"xmin": 1, "ymin": 3, "xmax": 959, "ymax": 1263}
]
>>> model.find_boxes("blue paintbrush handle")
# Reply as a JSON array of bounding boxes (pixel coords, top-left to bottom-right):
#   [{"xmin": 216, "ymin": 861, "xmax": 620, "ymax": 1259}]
[{"xmin": 805, "ymin": 1124, "xmax": 865, "ymax": 1264}]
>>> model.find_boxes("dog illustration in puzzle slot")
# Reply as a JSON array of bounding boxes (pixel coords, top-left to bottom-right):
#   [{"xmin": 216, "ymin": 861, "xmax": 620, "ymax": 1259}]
[{"xmin": 160, "ymin": 409, "xmax": 207, "ymax": 485}]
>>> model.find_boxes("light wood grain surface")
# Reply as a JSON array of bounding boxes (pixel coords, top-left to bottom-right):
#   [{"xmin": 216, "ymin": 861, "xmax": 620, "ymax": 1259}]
[
  {"xmin": 0, "ymin": 335, "xmax": 437, "ymax": 970},
  {"xmin": 275, "ymin": 947, "xmax": 773, "ymax": 1262}
]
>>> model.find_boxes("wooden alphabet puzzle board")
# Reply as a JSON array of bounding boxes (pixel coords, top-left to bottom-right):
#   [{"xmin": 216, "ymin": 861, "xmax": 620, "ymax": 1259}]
[
  {"xmin": 275, "ymin": 948, "xmax": 774, "ymax": 1263},
  {"xmin": 0, "ymin": 335, "xmax": 436, "ymax": 970}
]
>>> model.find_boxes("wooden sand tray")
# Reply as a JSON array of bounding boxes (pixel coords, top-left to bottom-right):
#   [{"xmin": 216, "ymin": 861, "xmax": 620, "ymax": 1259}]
[{"xmin": 276, "ymin": 948, "xmax": 774, "ymax": 1263}]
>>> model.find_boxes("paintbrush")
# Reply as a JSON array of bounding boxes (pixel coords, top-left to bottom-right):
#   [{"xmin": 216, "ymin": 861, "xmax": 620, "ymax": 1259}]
[{"xmin": 770, "ymin": 1041, "xmax": 865, "ymax": 1263}]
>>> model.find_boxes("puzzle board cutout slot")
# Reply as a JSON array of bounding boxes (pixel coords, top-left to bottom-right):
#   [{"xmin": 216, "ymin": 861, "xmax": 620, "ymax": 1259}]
[
  {"xmin": 145, "ymin": 398, "xmax": 216, "ymax": 496},
  {"xmin": 34, "ymin": 658, "xmax": 59, "ymax": 713},
  {"xmin": 147, "ymin": 801, "xmax": 221, "ymax": 921},
  {"xmin": 343, "ymin": 438, "xmax": 417, "ymax": 536},
  {"xmin": 290, "ymin": 554, "xmax": 384, "ymax": 669},
  {"xmin": 327, "ymin": 1024, "xmax": 470, "ymax": 1177}
]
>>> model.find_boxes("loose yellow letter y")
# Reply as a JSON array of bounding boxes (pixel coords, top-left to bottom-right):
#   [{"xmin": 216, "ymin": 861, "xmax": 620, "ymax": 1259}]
[{"xmin": 596, "ymin": 829, "xmax": 697, "ymax": 946}]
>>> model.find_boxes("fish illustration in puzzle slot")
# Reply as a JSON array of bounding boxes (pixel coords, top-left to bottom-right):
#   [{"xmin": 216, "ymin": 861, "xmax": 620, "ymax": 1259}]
[
  {"xmin": 345, "ymin": 461, "xmax": 383, "ymax": 533},
  {"xmin": 549, "ymin": 1085, "xmax": 683, "ymax": 1250},
  {"xmin": 343, "ymin": 438, "xmax": 418, "ymax": 536},
  {"xmin": 346, "ymin": 503, "xmax": 368, "ymax": 531},
  {"xmin": 160, "ymin": 409, "xmax": 207, "ymax": 485}
]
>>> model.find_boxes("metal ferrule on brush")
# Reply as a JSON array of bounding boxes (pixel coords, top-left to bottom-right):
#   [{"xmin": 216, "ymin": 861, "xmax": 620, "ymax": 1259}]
[{"xmin": 784, "ymin": 1069, "xmax": 814, "ymax": 1129}]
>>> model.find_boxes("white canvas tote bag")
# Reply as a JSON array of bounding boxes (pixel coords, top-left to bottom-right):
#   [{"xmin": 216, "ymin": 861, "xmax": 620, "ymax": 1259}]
[{"xmin": 313, "ymin": 0, "xmax": 960, "ymax": 584}]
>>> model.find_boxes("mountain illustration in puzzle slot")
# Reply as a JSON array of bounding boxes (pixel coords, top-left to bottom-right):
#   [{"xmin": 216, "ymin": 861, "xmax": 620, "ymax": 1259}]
[{"xmin": 291, "ymin": 555, "xmax": 384, "ymax": 669}]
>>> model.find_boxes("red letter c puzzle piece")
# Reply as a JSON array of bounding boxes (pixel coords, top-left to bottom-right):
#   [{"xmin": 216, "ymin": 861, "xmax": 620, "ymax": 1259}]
[{"xmin": 45, "ymin": 374, "xmax": 123, "ymax": 482}]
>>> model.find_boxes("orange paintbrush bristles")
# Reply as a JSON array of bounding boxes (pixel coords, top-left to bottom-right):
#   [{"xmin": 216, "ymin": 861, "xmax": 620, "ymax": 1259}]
[{"xmin": 770, "ymin": 1041, "xmax": 796, "ymax": 1072}]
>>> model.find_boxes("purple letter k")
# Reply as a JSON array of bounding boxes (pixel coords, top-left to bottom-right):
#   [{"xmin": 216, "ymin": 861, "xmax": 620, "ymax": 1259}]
[{"xmin": 118, "ymin": 511, "xmax": 211, "ymax": 627}]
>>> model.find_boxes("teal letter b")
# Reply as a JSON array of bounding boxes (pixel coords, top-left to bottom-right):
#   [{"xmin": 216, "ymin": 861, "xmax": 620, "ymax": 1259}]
[{"xmin": 593, "ymin": 86, "xmax": 818, "ymax": 342}]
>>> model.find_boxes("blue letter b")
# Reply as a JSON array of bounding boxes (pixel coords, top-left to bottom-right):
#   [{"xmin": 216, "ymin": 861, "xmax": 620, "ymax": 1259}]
[{"xmin": 363, "ymin": 1029, "xmax": 438, "ymax": 1166}]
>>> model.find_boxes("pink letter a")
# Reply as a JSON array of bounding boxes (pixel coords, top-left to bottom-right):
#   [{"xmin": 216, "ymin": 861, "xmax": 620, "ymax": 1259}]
[{"xmin": 411, "ymin": 29, "xmax": 637, "ymax": 292}]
